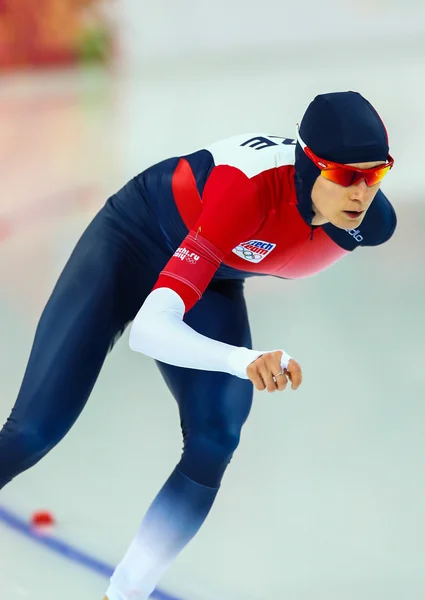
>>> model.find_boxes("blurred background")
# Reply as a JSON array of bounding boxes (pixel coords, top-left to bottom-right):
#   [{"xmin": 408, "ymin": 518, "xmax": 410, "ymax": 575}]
[{"xmin": 0, "ymin": 2, "xmax": 424, "ymax": 599}]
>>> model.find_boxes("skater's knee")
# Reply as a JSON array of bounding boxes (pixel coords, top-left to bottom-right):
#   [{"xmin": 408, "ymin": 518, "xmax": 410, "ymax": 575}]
[
  {"xmin": 190, "ymin": 426, "xmax": 241, "ymax": 458},
  {"xmin": 0, "ymin": 421, "xmax": 54, "ymax": 466},
  {"xmin": 179, "ymin": 425, "xmax": 242, "ymax": 487}
]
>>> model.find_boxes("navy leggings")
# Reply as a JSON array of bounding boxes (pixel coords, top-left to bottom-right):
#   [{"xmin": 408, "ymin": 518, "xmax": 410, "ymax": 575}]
[{"xmin": 0, "ymin": 184, "xmax": 253, "ymax": 490}]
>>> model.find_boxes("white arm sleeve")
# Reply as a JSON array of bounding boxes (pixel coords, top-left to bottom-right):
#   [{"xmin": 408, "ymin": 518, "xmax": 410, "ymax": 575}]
[{"xmin": 129, "ymin": 288, "xmax": 291, "ymax": 380}]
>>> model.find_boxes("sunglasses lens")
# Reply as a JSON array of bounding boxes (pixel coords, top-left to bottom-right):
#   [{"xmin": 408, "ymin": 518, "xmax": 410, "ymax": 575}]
[
  {"xmin": 364, "ymin": 165, "xmax": 391, "ymax": 186},
  {"xmin": 321, "ymin": 165, "xmax": 391, "ymax": 187},
  {"xmin": 321, "ymin": 169, "xmax": 353, "ymax": 186}
]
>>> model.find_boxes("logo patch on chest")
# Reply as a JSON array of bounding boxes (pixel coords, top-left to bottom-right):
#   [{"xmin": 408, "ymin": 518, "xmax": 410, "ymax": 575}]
[{"xmin": 232, "ymin": 240, "xmax": 276, "ymax": 263}]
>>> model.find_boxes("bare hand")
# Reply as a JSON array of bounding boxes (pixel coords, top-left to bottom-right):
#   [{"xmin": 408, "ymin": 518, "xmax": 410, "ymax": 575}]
[{"xmin": 246, "ymin": 351, "xmax": 302, "ymax": 393}]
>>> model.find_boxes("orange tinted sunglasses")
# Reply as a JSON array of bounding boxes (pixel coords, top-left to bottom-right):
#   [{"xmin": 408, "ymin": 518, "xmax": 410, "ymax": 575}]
[{"xmin": 296, "ymin": 125, "xmax": 394, "ymax": 187}]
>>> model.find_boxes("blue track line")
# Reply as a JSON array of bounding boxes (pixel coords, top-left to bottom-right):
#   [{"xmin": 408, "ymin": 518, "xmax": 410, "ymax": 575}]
[{"xmin": 0, "ymin": 505, "xmax": 184, "ymax": 600}]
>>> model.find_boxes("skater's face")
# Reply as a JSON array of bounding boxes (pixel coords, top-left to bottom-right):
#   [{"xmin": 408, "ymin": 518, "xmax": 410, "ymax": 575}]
[{"xmin": 311, "ymin": 160, "xmax": 385, "ymax": 229}]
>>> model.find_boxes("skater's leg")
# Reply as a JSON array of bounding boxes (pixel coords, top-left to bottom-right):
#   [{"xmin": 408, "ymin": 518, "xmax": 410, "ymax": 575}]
[
  {"xmin": 107, "ymin": 279, "xmax": 253, "ymax": 600},
  {"xmin": 0, "ymin": 213, "xmax": 142, "ymax": 488}
]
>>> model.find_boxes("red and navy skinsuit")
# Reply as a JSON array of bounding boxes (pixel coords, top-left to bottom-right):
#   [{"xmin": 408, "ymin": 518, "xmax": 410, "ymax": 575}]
[{"xmin": 0, "ymin": 133, "xmax": 397, "ymax": 549}]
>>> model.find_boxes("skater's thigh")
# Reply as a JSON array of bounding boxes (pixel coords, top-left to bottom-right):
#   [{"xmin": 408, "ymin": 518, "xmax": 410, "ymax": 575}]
[
  {"xmin": 156, "ymin": 279, "xmax": 254, "ymax": 435},
  {"xmin": 13, "ymin": 212, "xmax": 144, "ymax": 434}
]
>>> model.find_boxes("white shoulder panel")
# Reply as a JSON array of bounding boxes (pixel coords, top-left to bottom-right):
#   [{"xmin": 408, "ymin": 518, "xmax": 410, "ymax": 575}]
[{"xmin": 204, "ymin": 133, "xmax": 296, "ymax": 178}]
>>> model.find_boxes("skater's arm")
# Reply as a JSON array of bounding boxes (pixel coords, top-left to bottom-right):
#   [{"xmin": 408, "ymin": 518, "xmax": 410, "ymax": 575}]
[
  {"xmin": 129, "ymin": 165, "xmax": 302, "ymax": 388},
  {"xmin": 129, "ymin": 285, "xmax": 293, "ymax": 380}
]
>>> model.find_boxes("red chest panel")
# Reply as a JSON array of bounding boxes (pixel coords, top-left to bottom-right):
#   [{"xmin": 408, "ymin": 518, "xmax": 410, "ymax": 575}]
[
  {"xmin": 172, "ymin": 158, "xmax": 350, "ymax": 280},
  {"xmin": 222, "ymin": 203, "xmax": 350, "ymax": 278}
]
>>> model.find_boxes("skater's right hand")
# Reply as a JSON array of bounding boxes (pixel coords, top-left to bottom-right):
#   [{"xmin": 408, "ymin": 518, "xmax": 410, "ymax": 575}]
[{"xmin": 246, "ymin": 351, "xmax": 302, "ymax": 393}]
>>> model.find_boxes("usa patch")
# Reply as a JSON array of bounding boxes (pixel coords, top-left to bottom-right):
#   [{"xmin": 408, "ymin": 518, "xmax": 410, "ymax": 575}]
[{"xmin": 232, "ymin": 240, "xmax": 276, "ymax": 263}]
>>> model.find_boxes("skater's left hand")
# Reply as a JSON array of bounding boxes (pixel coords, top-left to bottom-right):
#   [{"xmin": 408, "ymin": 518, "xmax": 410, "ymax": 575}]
[{"xmin": 246, "ymin": 352, "xmax": 303, "ymax": 393}]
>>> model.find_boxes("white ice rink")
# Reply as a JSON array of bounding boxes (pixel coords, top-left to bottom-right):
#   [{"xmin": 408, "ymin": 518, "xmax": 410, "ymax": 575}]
[{"xmin": 0, "ymin": 50, "xmax": 425, "ymax": 600}]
